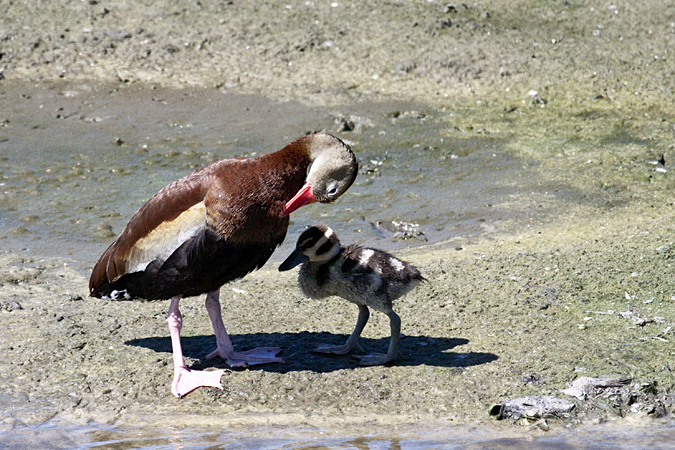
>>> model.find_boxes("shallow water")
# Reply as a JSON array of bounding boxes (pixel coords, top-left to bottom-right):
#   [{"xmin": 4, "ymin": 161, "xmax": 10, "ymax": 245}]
[
  {"xmin": 0, "ymin": 82, "xmax": 536, "ymax": 271},
  {"xmin": 2, "ymin": 419, "xmax": 675, "ymax": 450}
]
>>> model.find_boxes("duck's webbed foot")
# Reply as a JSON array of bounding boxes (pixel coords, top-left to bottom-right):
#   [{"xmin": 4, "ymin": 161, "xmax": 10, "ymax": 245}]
[
  {"xmin": 172, "ymin": 366, "xmax": 227, "ymax": 398},
  {"xmin": 207, "ymin": 346, "xmax": 284, "ymax": 368},
  {"xmin": 312, "ymin": 339, "xmax": 364, "ymax": 355},
  {"xmin": 355, "ymin": 351, "xmax": 398, "ymax": 366}
]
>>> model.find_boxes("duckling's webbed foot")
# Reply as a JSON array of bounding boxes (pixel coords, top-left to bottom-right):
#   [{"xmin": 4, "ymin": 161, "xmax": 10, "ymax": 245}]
[{"xmin": 312, "ymin": 304, "xmax": 369, "ymax": 356}]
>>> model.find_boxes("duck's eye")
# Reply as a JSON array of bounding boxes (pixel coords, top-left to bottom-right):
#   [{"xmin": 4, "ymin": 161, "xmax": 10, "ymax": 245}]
[{"xmin": 327, "ymin": 184, "xmax": 339, "ymax": 197}]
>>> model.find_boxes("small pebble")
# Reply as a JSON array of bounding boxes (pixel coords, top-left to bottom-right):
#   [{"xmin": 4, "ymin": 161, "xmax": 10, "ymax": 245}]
[{"xmin": 0, "ymin": 301, "xmax": 23, "ymax": 311}]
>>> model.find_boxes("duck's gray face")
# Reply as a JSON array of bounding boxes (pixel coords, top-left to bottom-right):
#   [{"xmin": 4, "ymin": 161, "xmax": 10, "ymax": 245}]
[
  {"xmin": 308, "ymin": 142, "xmax": 358, "ymax": 203},
  {"xmin": 280, "ymin": 135, "xmax": 358, "ymax": 217},
  {"xmin": 278, "ymin": 224, "xmax": 341, "ymax": 271}
]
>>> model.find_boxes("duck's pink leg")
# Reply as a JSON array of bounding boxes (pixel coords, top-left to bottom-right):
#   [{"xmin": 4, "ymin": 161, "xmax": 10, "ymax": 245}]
[
  {"xmin": 167, "ymin": 296, "xmax": 226, "ymax": 398},
  {"xmin": 204, "ymin": 290, "xmax": 284, "ymax": 367}
]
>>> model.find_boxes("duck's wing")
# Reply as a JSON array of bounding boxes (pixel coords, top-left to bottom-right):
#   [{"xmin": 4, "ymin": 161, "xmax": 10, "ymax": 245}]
[
  {"xmin": 89, "ymin": 157, "xmax": 292, "ymax": 299},
  {"xmin": 89, "ymin": 167, "xmax": 209, "ymax": 295},
  {"xmin": 145, "ymin": 164, "xmax": 291, "ymax": 298}
]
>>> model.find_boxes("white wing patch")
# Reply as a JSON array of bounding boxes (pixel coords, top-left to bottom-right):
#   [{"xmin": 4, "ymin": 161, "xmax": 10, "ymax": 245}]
[
  {"xmin": 390, "ymin": 257, "xmax": 405, "ymax": 272},
  {"xmin": 125, "ymin": 201, "xmax": 207, "ymax": 273},
  {"xmin": 359, "ymin": 249, "xmax": 375, "ymax": 266}
]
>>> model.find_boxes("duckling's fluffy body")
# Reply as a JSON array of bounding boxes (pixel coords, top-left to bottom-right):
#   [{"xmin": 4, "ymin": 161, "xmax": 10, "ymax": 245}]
[
  {"xmin": 298, "ymin": 243, "xmax": 423, "ymax": 314},
  {"xmin": 280, "ymin": 224, "xmax": 425, "ymax": 365}
]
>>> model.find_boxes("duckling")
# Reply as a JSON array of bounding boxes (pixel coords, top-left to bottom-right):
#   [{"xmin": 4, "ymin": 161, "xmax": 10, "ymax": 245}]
[{"xmin": 279, "ymin": 224, "xmax": 426, "ymax": 365}]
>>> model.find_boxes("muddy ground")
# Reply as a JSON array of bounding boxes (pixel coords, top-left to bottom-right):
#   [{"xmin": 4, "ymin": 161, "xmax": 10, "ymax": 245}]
[{"xmin": 2, "ymin": 0, "xmax": 675, "ymax": 438}]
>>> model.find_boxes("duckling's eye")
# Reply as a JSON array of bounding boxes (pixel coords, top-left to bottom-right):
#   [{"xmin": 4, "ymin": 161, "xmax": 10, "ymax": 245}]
[{"xmin": 327, "ymin": 184, "xmax": 339, "ymax": 197}]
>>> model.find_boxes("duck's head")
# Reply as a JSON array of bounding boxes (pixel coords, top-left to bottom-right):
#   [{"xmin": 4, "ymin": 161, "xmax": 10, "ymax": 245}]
[
  {"xmin": 278, "ymin": 224, "xmax": 341, "ymax": 271},
  {"xmin": 280, "ymin": 134, "xmax": 358, "ymax": 217}
]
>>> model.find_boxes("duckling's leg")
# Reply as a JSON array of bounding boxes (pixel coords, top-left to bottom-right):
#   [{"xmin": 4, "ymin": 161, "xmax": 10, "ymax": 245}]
[
  {"xmin": 313, "ymin": 305, "xmax": 369, "ymax": 355},
  {"xmin": 356, "ymin": 310, "xmax": 401, "ymax": 366}
]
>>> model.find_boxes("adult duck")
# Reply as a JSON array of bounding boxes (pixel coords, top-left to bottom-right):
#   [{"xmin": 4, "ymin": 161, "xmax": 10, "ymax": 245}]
[{"xmin": 89, "ymin": 134, "xmax": 358, "ymax": 397}]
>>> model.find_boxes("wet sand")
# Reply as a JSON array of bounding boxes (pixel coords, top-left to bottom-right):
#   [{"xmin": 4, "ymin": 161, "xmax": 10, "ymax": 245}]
[{"xmin": 2, "ymin": 0, "xmax": 675, "ymax": 439}]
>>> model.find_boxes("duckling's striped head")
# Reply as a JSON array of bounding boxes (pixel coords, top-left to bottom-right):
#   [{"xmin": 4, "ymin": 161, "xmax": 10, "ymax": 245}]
[{"xmin": 279, "ymin": 224, "xmax": 341, "ymax": 271}]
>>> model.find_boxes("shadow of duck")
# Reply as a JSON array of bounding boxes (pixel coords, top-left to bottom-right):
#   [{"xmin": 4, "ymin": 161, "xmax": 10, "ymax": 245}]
[{"xmin": 126, "ymin": 331, "xmax": 497, "ymax": 373}]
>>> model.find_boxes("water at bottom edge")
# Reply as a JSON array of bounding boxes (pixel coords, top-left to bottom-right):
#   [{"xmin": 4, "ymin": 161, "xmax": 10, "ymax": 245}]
[{"xmin": 1, "ymin": 417, "xmax": 675, "ymax": 450}]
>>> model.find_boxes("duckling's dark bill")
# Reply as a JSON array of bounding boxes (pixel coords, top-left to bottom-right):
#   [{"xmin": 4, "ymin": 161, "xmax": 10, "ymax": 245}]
[{"xmin": 279, "ymin": 248, "xmax": 310, "ymax": 271}]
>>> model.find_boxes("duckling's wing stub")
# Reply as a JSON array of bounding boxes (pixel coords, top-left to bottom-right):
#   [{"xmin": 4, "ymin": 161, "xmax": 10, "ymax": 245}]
[{"xmin": 279, "ymin": 248, "xmax": 309, "ymax": 271}]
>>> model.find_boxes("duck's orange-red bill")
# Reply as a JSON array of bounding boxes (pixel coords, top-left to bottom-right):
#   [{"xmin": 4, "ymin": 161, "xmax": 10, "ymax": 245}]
[{"xmin": 279, "ymin": 182, "xmax": 317, "ymax": 217}]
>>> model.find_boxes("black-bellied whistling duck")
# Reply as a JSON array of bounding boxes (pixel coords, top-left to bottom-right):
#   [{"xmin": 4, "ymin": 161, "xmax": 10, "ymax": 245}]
[
  {"xmin": 279, "ymin": 224, "xmax": 425, "ymax": 366},
  {"xmin": 89, "ymin": 134, "xmax": 358, "ymax": 397}
]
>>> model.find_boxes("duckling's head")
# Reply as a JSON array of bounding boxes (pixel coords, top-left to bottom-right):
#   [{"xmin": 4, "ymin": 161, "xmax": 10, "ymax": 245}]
[{"xmin": 279, "ymin": 224, "xmax": 341, "ymax": 271}]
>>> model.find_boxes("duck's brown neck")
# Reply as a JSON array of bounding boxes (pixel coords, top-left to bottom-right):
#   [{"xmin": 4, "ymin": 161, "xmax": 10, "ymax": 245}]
[{"xmin": 261, "ymin": 139, "xmax": 314, "ymax": 201}]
